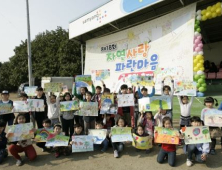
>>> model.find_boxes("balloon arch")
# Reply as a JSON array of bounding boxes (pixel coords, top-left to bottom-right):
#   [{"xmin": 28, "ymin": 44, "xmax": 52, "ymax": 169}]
[{"xmin": 193, "ymin": 2, "xmax": 222, "ymax": 97}]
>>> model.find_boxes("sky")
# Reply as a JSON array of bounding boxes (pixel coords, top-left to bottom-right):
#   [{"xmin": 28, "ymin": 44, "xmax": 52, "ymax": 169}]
[{"xmin": 0, "ymin": 0, "xmax": 110, "ymax": 63}]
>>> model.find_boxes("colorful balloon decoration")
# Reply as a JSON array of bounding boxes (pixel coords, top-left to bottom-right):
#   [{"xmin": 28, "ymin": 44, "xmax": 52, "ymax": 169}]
[{"xmin": 194, "ymin": 2, "xmax": 222, "ymax": 96}]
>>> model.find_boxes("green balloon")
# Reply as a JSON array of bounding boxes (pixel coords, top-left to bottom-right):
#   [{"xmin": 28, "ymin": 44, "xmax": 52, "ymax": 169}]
[
  {"xmin": 197, "ymin": 28, "xmax": 201, "ymax": 33},
  {"xmin": 194, "ymin": 75, "xmax": 200, "ymax": 80},
  {"xmin": 196, "ymin": 20, "xmax": 200, "ymax": 25},
  {"xmin": 201, "ymin": 83, "xmax": 207, "ymax": 88},
  {"xmin": 195, "ymin": 24, "xmax": 198, "ymax": 29},
  {"xmin": 198, "ymin": 87, "xmax": 205, "ymax": 92},
  {"xmin": 198, "ymin": 78, "xmax": 204, "ymax": 84},
  {"xmin": 197, "ymin": 83, "xmax": 201, "ymax": 88},
  {"xmin": 200, "ymin": 75, "xmax": 206, "ymax": 79}
]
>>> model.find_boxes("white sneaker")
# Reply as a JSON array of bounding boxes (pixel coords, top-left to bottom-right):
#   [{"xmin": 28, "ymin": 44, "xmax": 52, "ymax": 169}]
[
  {"xmin": 114, "ymin": 150, "xmax": 119, "ymax": 158},
  {"xmin": 16, "ymin": 159, "xmax": 23, "ymax": 166},
  {"xmin": 186, "ymin": 159, "xmax": 193, "ymax": 167}
]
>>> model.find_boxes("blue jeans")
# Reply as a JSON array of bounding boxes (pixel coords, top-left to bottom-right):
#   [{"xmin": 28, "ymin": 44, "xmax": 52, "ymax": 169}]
[
  {"xmin": 111, "ymin": 142, "xmax": 124, "ymax": 152},
  {"xmin": 187, "ymin": 144, "xmax": 203, "ymax": 163},
  {"xmin": 0, "ymin": 149, "xmax": 7, "ymax": 164},
  {"xmin": 157, "ymin": 148, "xmax": 176, "ymax": 167},
  {"xmin": 94, "ymin": 138, "xmax": 109, "ymax": 151}
]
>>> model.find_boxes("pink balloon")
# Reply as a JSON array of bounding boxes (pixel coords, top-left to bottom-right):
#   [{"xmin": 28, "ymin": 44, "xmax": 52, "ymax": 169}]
[
  {"xmin": 195, "ymin": 47, "xmax": 201, "ymax": 52},
  {"xmin": 197, "ymin": 35, "xmax": 202, "ymax": 40},
  {"xmin": 193, "ymin": 44, "xmax": 197, "ymax": 48},
  {"xmin": 195, "ymin": 39, "xmax": 200, "ymax": 44},
  {"xmin": 198, "ymin": 43, "xmax": 203, "ymax": 48}
]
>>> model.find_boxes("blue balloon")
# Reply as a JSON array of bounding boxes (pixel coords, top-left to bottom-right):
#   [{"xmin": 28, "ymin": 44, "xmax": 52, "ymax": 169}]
[{"xmin": 197, "ymin": 92, "xmax": 204, "ymax": 97}]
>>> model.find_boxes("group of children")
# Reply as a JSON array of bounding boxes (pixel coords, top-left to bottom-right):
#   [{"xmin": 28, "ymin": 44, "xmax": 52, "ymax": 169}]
[{"xmin": 0, "ymin": 79, "xmax": 222, "ymax": 167}]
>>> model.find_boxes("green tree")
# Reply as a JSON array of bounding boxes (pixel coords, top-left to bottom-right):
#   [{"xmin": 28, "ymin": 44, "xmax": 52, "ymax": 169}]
[{"xmin": 0, "ymin": 27, "xmax": 81, "ymax": 91}]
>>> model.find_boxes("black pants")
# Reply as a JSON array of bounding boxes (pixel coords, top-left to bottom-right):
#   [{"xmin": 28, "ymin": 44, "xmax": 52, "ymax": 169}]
[
  {"xmin": 35, "ymin": 112, "xmax": 46, "ymax": 129},
  {"xmin": 36, "ymin": 142, "xmax": 46, "ymax": 149},
  {"xmin": 24, "ymin": 113, "xmax": 30, "ymax": 123},
  {"xmin": 62, "ymin": 118, "xmax": 74, "ymax": 137}
]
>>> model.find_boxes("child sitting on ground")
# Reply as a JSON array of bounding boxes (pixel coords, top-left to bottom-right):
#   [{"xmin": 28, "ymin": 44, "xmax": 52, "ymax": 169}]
[
  {"xmin": 184, "ymin": 116, "xmax": 209, "ymax": 167},
  {"xmin": 93, "ymin": 121, "xmax": 109, "ymax": 152},
  {"xmin": 35, "ymin": 119, "xmax": 53, "ymax": 152},
  {"xmin": 110, "ymin": 117, "xmax": 129, "ymax": 158},
  {"xmin": 53, "ymin": 124, "xmax": 71, "ymax": 158},
  {"xmin": 134, "ymin": 125, "xmax": 151, "ymax": 154}
]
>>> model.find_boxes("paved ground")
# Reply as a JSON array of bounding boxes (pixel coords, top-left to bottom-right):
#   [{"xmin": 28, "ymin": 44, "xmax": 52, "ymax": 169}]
[{"xmin": 1, "ymin": 144, "xmax": 222, "ymax": 170}]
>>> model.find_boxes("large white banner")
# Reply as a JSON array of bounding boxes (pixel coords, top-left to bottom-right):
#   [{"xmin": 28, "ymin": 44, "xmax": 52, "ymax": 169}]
[
  {"xmin": 85, "ymin": 4, "xmax": 196, "ymax": 93},
  {"xmin": 69, "ymin": 0, "xmax": 163, "ymax": 39}
]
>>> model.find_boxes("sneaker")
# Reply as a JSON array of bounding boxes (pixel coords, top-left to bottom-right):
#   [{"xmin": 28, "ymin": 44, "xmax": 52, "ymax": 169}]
[
  {"xmin": 186, "ymin": 159, "xmax": 193, "ymax": 167},
  {"xmin": 55, "ymin": 152, "xmax": 60, "ymax": 158},
  {"xmin": 114, "ymin": 150, "xmax": 119, "ymax": 158},
  {"xmin": 210, "ymin": 149, "xmax": 216, "ymax": 155},
  {"xmin": 16, "ymin": 159, "xmax": 23, "ymax": 166},
  {"xmin": 146, "ymin": 149, "xmax": 151, "ymax": 154}
]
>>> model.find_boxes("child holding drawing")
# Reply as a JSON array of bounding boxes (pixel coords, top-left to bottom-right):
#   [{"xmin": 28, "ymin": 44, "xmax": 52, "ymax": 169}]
[
  {"xmin": 184, "ymin": 116, "xmax": 210, "ymax": 167},
  {"xmin": 8, "ymin": 114, "xmax": 37, "ymax": 166},
  {"xmin": 138, "ymin": 111, "xmax": 155, "ymax": 136},
  {"xmin": 53, "ymin": 124, "xmax": 71, "ymax": 158},
  {"xmin": 201, "ymin": 97, "xmax": 219, "ymax": 155},
  {"xmin": 177, "ymin": 95, "xmax": 194, "ymax": 128},
  {"xmin": 117, "ymin": 84, "xmax": 135, "ymax": 127},
  {"xmin": 45, "ymin": 93, "xmax": 60, "ymax": 126},
  {"xmin": 61, "ymin": 92, "xmax": 74, "ymax": 137},
  {"xmin": 0, "ymin": 90, "xmax": 14, "ymax": 126},
  {"xmin": 154, "ymin": 108, "xmax": 171, "ymax": 127},
  {"xmin": 138, "ymin": 86, "xmax": 155, "ymax": 99},
  {"xmin": 134, "ymin": 125, "xmax": 151, "ymax": 154},
  {"xmin": 35, "ymin": 119, "xmax": 52, "ymax": 152},
  {"xmin": 161, "ymin": 77, "xmax": 174, "ymax": 119},
  {"xmin": 94, "ymin": 121, "xmax": 109, "ymax": 152},
  {"xmin": 110, "ymin": 117, "xmax": 127, "ymax": 158},
  {"xmin": 83, "ymin": 91, "xmax": 96, "ymax": 135},
  {"xmin": 19, "ymin": 93, "xmax": 31, "ymax": 123},
  {"xmin": 34, "ymin": 87, "xmax": 47, "ymax": 128},
  {"xmin": 156, "ymin": 117, "xmax": 178, "ymax": 167}
]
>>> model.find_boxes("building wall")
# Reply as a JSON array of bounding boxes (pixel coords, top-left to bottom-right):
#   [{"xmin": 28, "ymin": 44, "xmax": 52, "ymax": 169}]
[{"xmin": 203, "ymin": 41, "xmax": 222, "ymax": 66}]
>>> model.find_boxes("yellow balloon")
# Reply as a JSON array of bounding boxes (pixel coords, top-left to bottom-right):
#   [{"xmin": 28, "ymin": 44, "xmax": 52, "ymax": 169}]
[
  {"xmin": 200, "ymin": 67, "xmax": 204, "ymax": 71},
  {"xmin": 194, "ymin": 67, "xmax": 198, "ymax": 72},
  {"xmin": 216, "ymin": 8, "xmax": 222, "ymax": 15},
  {"xmin": 196, "ymin": 55, "xmax": 203, "ymax": 60},
  {"xmin": 194, "ymin": 59, "xmax": 198, "ymax": 65},
  {"xmin": 212, "ymin": 12, "xmax": 217, "ymax": 18},
  {"xmin": 201, "ymin": 9, "xmax": 207, "ymax": 15},
  {"xmin": 216, "ymin": 2, "xmax": 221, "ymax": 8},
  {"xmin": 197, "ymin": 63, "xmax": 202, "ymax": 68},
  {"xmin": 202, "ymin": 15, "xmax": 207, "ymax": 21},
  {"xmin": 207, "ymin": 6, "xmax": 212, "ymax": 11},
  {"xmin": 206, "ymin": 12, "xmax": 212, "ymax": 19},
  {"xmin": 211, "ymin": 6, "xmax": 216, "ymax": 12},
  {"xmin": 199, "ymin": 59, "xmax": 204, "ymax": 64}
]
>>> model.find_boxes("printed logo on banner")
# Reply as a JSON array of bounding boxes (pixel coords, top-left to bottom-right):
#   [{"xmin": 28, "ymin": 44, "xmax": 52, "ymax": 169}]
[{"xmin": 101, "ymin": 43, "xmax": 117, "ymax": 52}]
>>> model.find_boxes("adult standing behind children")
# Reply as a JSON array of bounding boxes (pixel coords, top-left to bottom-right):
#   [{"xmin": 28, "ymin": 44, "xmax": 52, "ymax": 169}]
[
  {"xmin": 0, "ymin": 90, "xmax": 14, "ymax": 126},
  {"xmin": 34, "ymin": 87, "xmax": 47, "ymax": 128}
]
